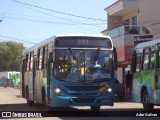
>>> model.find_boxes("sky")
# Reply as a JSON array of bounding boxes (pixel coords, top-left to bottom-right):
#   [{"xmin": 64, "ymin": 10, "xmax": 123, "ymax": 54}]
[{"xmin": 0, "ymin": 0, "xmax": 117, "ymax": 48}]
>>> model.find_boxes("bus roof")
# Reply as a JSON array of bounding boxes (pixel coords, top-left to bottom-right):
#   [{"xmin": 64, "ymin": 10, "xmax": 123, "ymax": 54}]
[
  {"xmin": 23, "ymin": 34, "xmax": 111, "ymax": 55},
  {"xmin": 136, "ymin": 38, "xmax": 160, "ymax": 49},
  {"xmin": 55, "ymin": 34, "xmax": 111, "ymax": 38}
]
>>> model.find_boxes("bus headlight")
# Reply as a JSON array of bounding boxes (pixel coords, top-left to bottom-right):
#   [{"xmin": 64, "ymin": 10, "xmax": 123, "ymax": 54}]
[
  {"xmin": 100, "ymin": 87, "xmax": 112, "ymax": 95},
  {"xmin": 108, "ymin": 88, "xmax": 112, "ymax": 93},
  {"xmin": 55, "ymin": 88, "xmax": 61, "ymax": 93},
  {"xmin": 53, "ymin": 87, "xmax": 66, "ymax": 96}
]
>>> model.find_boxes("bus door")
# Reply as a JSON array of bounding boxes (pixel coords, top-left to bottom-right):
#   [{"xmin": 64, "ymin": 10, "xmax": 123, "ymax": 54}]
[
  {"xmin": 132, "ymin": 52, "xmax": 142, "ymax": 82},
  {"xmin": 21, "ymin": 59, "xmax": 25, "ymax": 97},
  {"xmin": 131, "ymin": 51, "xmax": 142, "ymax": 102},
  {"xmin": 141, "ymin": 48, "xmax": 151, "ymax": 84},
  {"xmin": 46, "ymin": 52, "xmax": 52, "ymax": 103},
  {"xmin": 33, "ymin": 54, "xmax": 37, "ymax": 101}
]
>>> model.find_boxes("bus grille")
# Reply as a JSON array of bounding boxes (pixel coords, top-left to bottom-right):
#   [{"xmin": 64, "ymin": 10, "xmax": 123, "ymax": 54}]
[
  {"xmin": 70, "ymin": 93, "xmax": 97, "ymax": 96},
  {"xmin": 65, "ymin": 86, "xmax": 102, "ymax": 91},
  {"xmin": 72, "ymin": 98, "xmax": 95, "ymax": 103}
]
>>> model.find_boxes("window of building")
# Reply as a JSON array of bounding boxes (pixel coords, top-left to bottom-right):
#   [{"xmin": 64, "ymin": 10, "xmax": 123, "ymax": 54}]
[
  {"xmin": 132, "ymin": 16, "xmax": 138, "ymax": 25},
  {"xmin": 123, "ymin": 19, "xmax": 130, "ymax": 34},
  {"xmin": 131, "ymin": 16, "xmax": 138, "ymax": 34}
]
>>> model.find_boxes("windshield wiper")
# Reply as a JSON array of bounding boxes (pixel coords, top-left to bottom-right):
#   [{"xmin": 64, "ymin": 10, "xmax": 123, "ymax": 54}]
[
  {"xmin": 93, "ymin": 48, "xmax": 100, "ymax": 64},
  {"xmin": 68, "ymin": 48, "xmax": 77, "ymax": 61}
]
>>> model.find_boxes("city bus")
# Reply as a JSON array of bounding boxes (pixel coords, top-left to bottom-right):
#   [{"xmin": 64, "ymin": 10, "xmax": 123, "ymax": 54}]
[
  {"xmin": 21, "ymin": 34, "xmax": 117, "ymax": 112},
  {"xmin": 131, "ymin": 38, "xmax": 160, "ymax": 111}
]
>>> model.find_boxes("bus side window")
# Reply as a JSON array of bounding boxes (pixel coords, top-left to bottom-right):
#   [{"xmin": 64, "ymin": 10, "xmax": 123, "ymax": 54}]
[
  {"xmin": 27, "ymin": 53, "xmax": 30, "ymax": 71},
  {"xmin": 42, "ymin": 47, "xmax": 45, "ymax": 69},
  {"xmin": 25, "ymin": 54, "xmax": 28, "ymax": 71},
  {"xmin": 158, "ymin": 50, "xmax": 160, "ymax": 68},
  {"xmin": 37, "ymin": 49, "xmax": 41, "ymax": 70},
  {"xmin": 42, "ymin": 46, "xmax": 48, "ymax": 69},
  {"xmin": 150, "ymin": 51, "xmax": 155, "ymax": 70},
  {"xmin": 143, "ymin": 48, "xmax": 150, "ymax": 70},
  {"xmin": 29, "ymin": 51, "xmax": 33, "ymax": 71},
  {"xmin": 136, "ymin": 53, "xmax": 141, "ymax": 72}
]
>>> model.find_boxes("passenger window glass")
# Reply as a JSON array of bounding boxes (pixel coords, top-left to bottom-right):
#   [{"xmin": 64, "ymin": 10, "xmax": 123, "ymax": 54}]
[
  {"xmin": 149, "ymin": 46, "xmax": 155, "ymax": 70},
  {"xmin": 136, "ymin": 53, "xmax": 141, "ymax": 72},
  {"xmin": 143, "ymin": 48, "xmax": 150, "ymax": 70}
]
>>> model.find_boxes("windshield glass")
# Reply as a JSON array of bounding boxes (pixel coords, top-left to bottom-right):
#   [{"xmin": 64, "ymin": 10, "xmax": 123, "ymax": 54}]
[{"xmin": 54, "ymin": 49, "xmax": 113, "ymax": 83}]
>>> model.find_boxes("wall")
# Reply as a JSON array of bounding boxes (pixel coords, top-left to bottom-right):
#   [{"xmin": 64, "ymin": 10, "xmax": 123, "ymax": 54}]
[
  {"xmin": 122, "ymin": 10, "xmax": 139, "ymax": 24},
  {"xmin": 138, "ymin": 0, "xmax": 160, "ymax": 35},
  {"xmin": 117, "ymin": 68, "xmax": 123, "ymax": 84},
  {"xmin": 107, "ymin": 15, "xmax": 122, "ymax": 31}
]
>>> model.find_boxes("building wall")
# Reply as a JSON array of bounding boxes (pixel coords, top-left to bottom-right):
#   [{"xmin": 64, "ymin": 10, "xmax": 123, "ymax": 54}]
[
  {"xmin": 138, "ymin": 0, "xmax": 160, "ymax": 35},
  {"xmin": 117, "ymin": 68, "xmax": 123, "ymax": 84},
  {"xmin": 106, "ymin": 0, "xmax": 160, "ymax": 65},
  {"xmin": 105, "ymin": 0, "xmax": 160, "ymax": 84},
  {"xmin": 112, "ymin": 34, "xmax": 134, "ymax": 48},
  {"xmin": 108, "ymin": 15, "xmax": 122, "ymax": 31},
  {"xmin": 122, "ymin": 10, "xmax": 139, "ymax": 24},
  {"xmin": 112, "ymin": 35, "xmax": 125, "ymax": 47}
]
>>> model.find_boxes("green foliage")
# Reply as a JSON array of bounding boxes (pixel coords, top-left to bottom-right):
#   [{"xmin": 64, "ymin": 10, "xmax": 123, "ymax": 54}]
[{"xmin": 0, "ymin": 41, "xmax": 25, "ymax": 71}]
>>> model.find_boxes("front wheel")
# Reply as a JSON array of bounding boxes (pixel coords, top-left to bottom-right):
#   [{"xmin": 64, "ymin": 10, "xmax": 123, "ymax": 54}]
[
  {"xmin": 90, "ymin": 106, "xmax": 100, "ymax": 112},
  {"xmin": 142, "ymin": 90, "xmax": 154, "ymax": 111}
]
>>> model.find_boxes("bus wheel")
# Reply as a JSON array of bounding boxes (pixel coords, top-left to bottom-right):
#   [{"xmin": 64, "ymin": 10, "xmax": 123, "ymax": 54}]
[
  {"xmin": 142, "ymin": 90, "xmax": 154, "ymax": 111},
  {"xmin": 26, "ymin": 88, "xmax": 34, "ymax": 106},
  {"xmin": 90, "ymin": 106, "xmax": 100, "ymax": 112}
]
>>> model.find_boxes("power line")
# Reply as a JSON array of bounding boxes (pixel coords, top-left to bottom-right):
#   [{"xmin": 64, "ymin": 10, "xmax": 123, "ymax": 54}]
[
  {"xmin": 4, "ymin": 15, "xmax": 105, "ymax": 27},
  {"xmin": 11, "ymin": 0, "xmax": 106, "ymax": 21},
  {"xmin": 4, "ymin": 13, "xmax": 106, "ymax": 25},
  {"xmin": 12, "ymin": 3, "xmax": 105, "ymax": 27},
  {"xmin": 0, "ymin": 34, "xmax": 37, "ymax": 44}
]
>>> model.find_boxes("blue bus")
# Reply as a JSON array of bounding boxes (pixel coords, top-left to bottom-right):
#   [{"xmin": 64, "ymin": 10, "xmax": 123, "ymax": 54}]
[
  {"xmin": 131, "ymin": 39, "xmax": 160, "ymax": 111},
  {"xmin": 21, "ymin": 34, "xmax": 117, "ymax": 112}
]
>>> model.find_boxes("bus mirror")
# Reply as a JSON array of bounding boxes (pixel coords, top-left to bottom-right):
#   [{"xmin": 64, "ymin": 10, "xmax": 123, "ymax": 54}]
[
  {"xmin": 131, "ymin": 51, "xmax": 136, "ymax": 73},
  {"xmin": 114, "ymin": 47, "xmax": 117, "ymax": 70}
]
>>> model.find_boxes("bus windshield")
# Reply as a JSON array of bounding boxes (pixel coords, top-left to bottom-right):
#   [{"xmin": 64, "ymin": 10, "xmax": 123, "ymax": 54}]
[{"xmin": 54, "ymin": 49, "xmax": 113, "ymax": 83}]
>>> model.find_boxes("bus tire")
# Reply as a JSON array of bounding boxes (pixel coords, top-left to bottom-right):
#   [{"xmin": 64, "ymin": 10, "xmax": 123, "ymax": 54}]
[
  {"xmin": 90, "ymin": 106, "xmax": 100, "ymax": 112},
  {"xmin": 42, "ymin": 89, "xmax": 51, "ymax": 111},
  {"xmin": 142, "ymin": 89, "xmax": 154, "ymax": 111},
  {"xmin": 26, "ymin": 88, "xmax": 34, "ymax": 106}
]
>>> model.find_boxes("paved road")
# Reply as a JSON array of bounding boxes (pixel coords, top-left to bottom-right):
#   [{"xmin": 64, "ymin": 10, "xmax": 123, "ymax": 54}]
[{"xmin": 0, "ymin": 87, "xmax": 159, "ymax": 120}]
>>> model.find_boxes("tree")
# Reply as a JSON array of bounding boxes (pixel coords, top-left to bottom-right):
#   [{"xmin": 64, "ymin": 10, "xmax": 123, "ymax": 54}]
[{"xmin": 0, "ymin": 41, "xmax": 25, "ymax": 71}]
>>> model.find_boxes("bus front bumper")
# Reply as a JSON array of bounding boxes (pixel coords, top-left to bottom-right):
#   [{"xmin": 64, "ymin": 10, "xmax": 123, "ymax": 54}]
[{"xmin": 50, "ymin": 93, "xmax": 114, "ymax": 107}]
